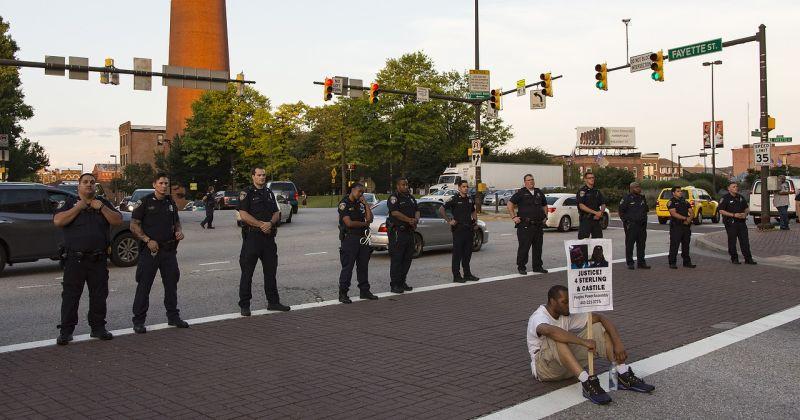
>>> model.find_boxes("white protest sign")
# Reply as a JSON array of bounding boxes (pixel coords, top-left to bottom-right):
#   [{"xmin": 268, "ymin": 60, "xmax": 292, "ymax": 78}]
[{"xmin": 564, "ymin": 239, "xmax": 613, "ymax": 313}]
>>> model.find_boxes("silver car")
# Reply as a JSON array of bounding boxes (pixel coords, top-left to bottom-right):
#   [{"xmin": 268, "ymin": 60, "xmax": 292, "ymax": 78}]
[
  {"xmin": 367, "ymin": 199, "xmax": 489, "ymax": 258},
  {"xmin": 483, "ymin": 189, "xmax": 515, "ymax": 206},
  {"xmin": 235, "ymin": 193, "xmax": 293, "ymax": 226}
]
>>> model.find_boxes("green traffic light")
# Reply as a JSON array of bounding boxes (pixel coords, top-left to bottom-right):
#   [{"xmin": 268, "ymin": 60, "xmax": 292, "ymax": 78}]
[
  {"xmin": 651, "ymin": 72, "xmax": 661, "ymax": 81},
  {"xmin": 596, "ymin": 81, "xmax": 604, "ymax": 89}
]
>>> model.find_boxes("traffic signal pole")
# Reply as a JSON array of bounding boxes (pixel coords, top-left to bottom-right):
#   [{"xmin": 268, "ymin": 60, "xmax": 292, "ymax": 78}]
[{"xmin": 474, "ymin": 0, "xmax": 483, "ymax": 212}]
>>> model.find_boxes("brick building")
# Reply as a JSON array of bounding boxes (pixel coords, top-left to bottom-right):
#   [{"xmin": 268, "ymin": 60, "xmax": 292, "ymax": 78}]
[
  {"xmin": 731, "ymin": 143, "xmax": 800, "ymax": 176},
  {"xmin": 565, "ymin": 152, "xmax": 661, "ymax": 181},
  {"xmin": 119, "ymin": 121, "xmax": 166, "ymax": 168}
]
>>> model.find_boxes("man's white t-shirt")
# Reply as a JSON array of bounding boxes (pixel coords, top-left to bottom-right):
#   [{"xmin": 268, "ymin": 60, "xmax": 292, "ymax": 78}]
[
  {"xmin": 774, "ymin": 181, "xmax": 790, "ymax": 207},
  {"xmin": 526, "ymin": 305, "xmax": 589, "ymax": 378}
]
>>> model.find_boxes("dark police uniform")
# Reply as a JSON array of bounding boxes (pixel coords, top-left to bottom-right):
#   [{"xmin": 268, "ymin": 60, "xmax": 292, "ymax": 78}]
[
  {"xmin": 576, "ymin": 185, "xmax": 605, "ymax": 239},
  {"xmin": 667, "ymin": 195, "xmax": 693, "ymax": 266},
  {"xmin": 718, "ymin": 193, "xmax": 753, "ymax": 262},
  {"xmin": 443, "ymin": 193, "xmax": 476, "ymax": 278},
  {"xmin": 338, "ymin": 196, "xmax": 372, "ymax": 294},
  {"xmin": 387, "ymin": 191, "xmax": 418, "ymax": 291},
  {"xmin": 618, "ymin": 192, "xmax": 648, "ymax": 267},
  {"xmin": 131, "ymin": 193, "xmax": 182, "ymax": 326},
  {"xmin": 201, "ymin": 191, "xmax": 215, "ymax": 228},
  {"xmin": 55, "ymin": 195, "xmax": 119, "ymax": 334},
  {"xmin": 237, "ymin": 185, "xmax": 281, "ymax": 309},
  {"xmin": 509, "ymin": 187, "xmax": 547, "ymax": 272}
]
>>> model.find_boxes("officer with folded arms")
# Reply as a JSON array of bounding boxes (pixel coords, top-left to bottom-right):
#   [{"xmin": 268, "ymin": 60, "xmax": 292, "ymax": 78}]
[
  {"xmin": 667, "ymin": 186, "xmax": 696, "ymax": 269},
  {"xmin": 337, "ymin": 183, "xmax": 379, "ymax": 303},
  {"xmin": 618, "ymin": 182, "xmax": 650, "ymax": 270},
  {"xmin": 576, "ymin": 172, "xmax": 606, "ymax": 239},
  {"xmin": 439, "ymin": 180, "xmax": 479, "ymax": 283},
  {"xmin": 718, "ymin": 181, "xmax": 756, "ymax": 265},
  {"xmin": 53, "ymin": 173, "xmax": 122, "ymax": 345},
  {"xmin": 508, "ymin": 174, "xmax": 548, "ymax": 275},
  {"xmin": 130, "ymin": 172, "xmax": 189, "ymax": 334}
]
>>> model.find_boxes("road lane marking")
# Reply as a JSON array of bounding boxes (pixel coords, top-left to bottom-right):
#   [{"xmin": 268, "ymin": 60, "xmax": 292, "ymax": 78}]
[
  {"xmin": 17, "ymin": 284, "xmax": 60, "ymax": 289},
  {"xmin": 205, "ymin": 268, "xmax": 230, "ymax": 273},
  {"xmin": 304, "ymin": 252, "xmax": 328, "ymax": 256},
  {"xmin": 500, "ymin": 233, "xmax": 513, "ymax": 236},
  {"xmin": 482, "ymin": 303, "xmax": 800, "ymax": 419},
  {"xmin": 199, "ymin": 261, "xmax": 230, "ymax": 266}
]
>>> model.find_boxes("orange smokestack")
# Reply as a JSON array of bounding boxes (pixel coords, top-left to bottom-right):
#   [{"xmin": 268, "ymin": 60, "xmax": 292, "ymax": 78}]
[{"xmin": 165, "ymin": 0, "xmax": 230, "ymax": 141}]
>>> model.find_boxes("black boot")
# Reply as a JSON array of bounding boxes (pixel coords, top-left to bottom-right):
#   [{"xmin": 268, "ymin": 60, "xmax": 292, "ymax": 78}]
[
  {"xmin": 359, "ymin": 291, "xmax": 379, "ymax": 300},
  {"xmin": 90, "ymin": 328, "xmax": 114, "ymax": 341},
  {"xmin": 56, "ymin": 326, "xmax": 74, "ymax": 346},
  {"xmin": 339, "ymin": 290, "xmax": 352, "ymax": 304}
]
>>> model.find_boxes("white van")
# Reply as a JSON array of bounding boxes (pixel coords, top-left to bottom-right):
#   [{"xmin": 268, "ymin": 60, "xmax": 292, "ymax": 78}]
[{"xmin": 749, "ymin": 176, "xmax": 799, "ymax": 224}]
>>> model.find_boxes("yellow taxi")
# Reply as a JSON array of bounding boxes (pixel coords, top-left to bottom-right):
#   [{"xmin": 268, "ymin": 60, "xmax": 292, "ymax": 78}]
[{"xmin": 655, "ymin": 186, "xmax": 720, "ymax": 225}]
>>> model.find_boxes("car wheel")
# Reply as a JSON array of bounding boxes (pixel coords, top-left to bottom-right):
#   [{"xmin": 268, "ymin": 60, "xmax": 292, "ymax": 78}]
[
  {"xmin": 498, "ymin": 199, "xmax": 505, "ymax": 206},
  {"xmin": 0, "ymin": 243, "xmax": 7, "ymax": 276},
  {"xmin": 711, "ymin": 211, "xmax": 720, "ymax": 223},
  {"xmin": 286, "ymin": 211, "xmax": 292, "ymax": 224},
  {"xmin": 558, "ymin": 215, "xmax": 572, "ymax": 232},
  {"xmin": 693, "ymin": 211, "xmax": 703, "ymax": 225},
  {"xmin": 600, "ymin": 213, "xmax": 609, "ymax": 230},
  {"xmin": 411, "ymin": 233, "xmax": 424, "ymax": 259},
  {"xmin": 472, "ymin": 230, "xmax": 483, "ymax": 252},
  {"xmin": 292, "ymin": 204, "xmax": 298, "ymax": 214},
  {"xmin": 110, "ymin": 232, "xmax": 139, "ymax": 267},
  {"xmin": 658, "ymin": 217, "xmax": 668, "ymax": 224}
]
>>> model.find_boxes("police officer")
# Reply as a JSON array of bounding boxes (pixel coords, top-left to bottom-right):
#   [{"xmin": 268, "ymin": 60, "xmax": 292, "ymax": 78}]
[
  {"xmin": 618, "ymin": 182, "xmax": 651, "ymax": 270},
  {"xmin": 387, "ymin": 177, "xmax": 419, "ymax": 294},
  {"xmin": 200, "ymin": 185, "xmax": 215, "ymax": 229},
  {"xmin": 337, "ymin": 183, "xmax": 379, "ymax": 303},
  {"xmin": 718, "ymin": 182, "xmax": 757, "ymax": 265},
  {"xmin": 667, "ymin": 186, "xmax": 696, "ymax": 269},
  {"xmin": 237, "ymin": 167, "xmax": 290, "ymax": 315},
  {"xmin": 130, "ymin": 173, "xmax": 189, "ymax": 334},
  {"xmin": 439, "ymin": 180, "xmax": 479, "ymax": 283},
  {"xmin": 507, "ymin": 174, "xmax": 548, "ymax": 275},
  {"xmin": 53, "ymin": 173, "xmax": 122, "ymax": 345},
  {"xmin": 576, "ymin": 172, "xmax": 606, "ymax": 239}
]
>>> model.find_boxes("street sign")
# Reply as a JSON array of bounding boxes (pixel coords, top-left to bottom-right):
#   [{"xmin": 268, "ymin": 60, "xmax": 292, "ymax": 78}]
[
  {"xmin": 466, "ymin": 92, "xmax": 491, "ymax": 100},
  {"xmin": 486, "ymin": 104, "xmax": 497, "ymax": 119},
  {"xmin": 332, "ymin": 76, "xmax": 348, "ymax": 96},
  {"xmin": 189, "ymin": 182, "xmax": 198, "ymax": 191},
  {"xmin": 516, "ymin": 79, "xmax": 526, "ymax": 97},
  {"xmin": 416, "ymin": 86, "xmax": 430, "ymax": 103},
  {"xmin": 68, "ymin": 56, "xmax": 89, "ymax": 80},
  {"xmin": 754, "ymin": 143, "xmax": 771, "ymax": 165},
  {"xmin": 330, "ymin": 168, "xmax": 337, "ymax": 178},
  {"xmin": 751, "ymin": 130, "xmax": 761, "ymax": 137},
  {"xmin": 471, "ymin": 153, "xmax": 482, "ymax": 166},
  {"xmin": 529, "ymin": 89, "xmax": 546, "ymax": 109},
  {"xmin": 0, "ymin": 134, "xmax": 8, "ymax": 148},
  {"xmin": 629, "ymin": 52, "xmax": 654, "ymax": 72},
  {"xmin": 0, "ymin": 149, "xmax": 9, "ymax": 162},
  {"xmin": 468, "ymin": 69, "xmax": 490, "ymax": 97},
  {"xmin": 44, "ymin": 55, "xmax": 65, "ymax": 76},
  {"xmin": 348, "ymin": 79, "xmax": 363, "ymax": 98},
  {"xmin": 133, "ymin": 57, "xmax": 152, "ymax": 91},
  {"xmin": 471, "ymin": 139, "xmax": 481, "ymax": 151},
  {"xmin": 668, "ymin": 38, "xmax": 723, "ymax": 61},
  {"xmin": 770, "ymin": 135, "xmax": 793, "ymax": 143}
]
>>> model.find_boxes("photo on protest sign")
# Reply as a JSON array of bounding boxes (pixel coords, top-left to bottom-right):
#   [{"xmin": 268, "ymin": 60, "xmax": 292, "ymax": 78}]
[{"xmin": 564, "ymin": 239, "xmax": 613, "ymax": 314}]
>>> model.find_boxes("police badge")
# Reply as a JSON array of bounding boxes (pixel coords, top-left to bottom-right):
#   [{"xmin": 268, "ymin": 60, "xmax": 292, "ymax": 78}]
[{"xmin": 240, "ymin": 191, "xmax": 247, "ymax": 200}]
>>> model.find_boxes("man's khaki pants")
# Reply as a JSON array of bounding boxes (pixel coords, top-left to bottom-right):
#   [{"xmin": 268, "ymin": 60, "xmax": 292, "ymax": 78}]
[{"xmin": 535, "ymin": 323, "xmax": 608, "ymax": 381}]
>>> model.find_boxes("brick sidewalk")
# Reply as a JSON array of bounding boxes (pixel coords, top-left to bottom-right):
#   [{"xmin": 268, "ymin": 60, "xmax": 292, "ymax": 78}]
[
  {"xmin": 2, "ymin": 255, "xmax": 800, "ymax": 419},
  {"xmin": 696, "ymin": 226, "xmax": 799, "ymax": 263}
]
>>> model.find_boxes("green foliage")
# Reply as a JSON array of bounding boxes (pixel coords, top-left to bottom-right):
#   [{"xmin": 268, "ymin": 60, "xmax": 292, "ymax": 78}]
[
  {"xmin": 599, "ymin": 188, "xmax": 625, "ymax": 211},
  {"xmin": 681, "ymin": 171, "xmax": 729, "ymax": 196},
  {"xmin": 639, "ymin": 178, "xmax": 689, "ymax": 191},
  {"xmin": 113, "ymin": 163, "xmax": 155, "ymax": 194},
  {"xmin": 8, "ymin": 137, "xmax": 48, "ymax": 181},
  {"xmin": 593, "ymin": 166, "xmax": 635, "ymax": 190},
  {"xmin": 485, "ymin": 147, "xmax": 553, "ymax": 164}
]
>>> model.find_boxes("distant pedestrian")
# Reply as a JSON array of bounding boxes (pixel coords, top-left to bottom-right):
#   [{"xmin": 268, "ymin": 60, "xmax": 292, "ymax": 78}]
[
  {"xmin": 576, "ymin": 172, "xmax": 606, "ymax": 239},
  {"xmin": 667, "ymin": 187, "xmax": 696, "ymax": 269},
  {"xmin": 774, "ymin": 175, "xmax": 791, "ymax": 230},
  {"xmin": 795, "ymin": 190, "xmax": 800, "ymax": 224},
  {"xmin": 53, "ymin": 173, "xmax": 123, "ymax": 345},
  {"xmin": 717, "ymin": 182, "xmax": 756, "ymax": 265},
  {"xmin": 201, "ymin": 186, "xmax": 216, "ymax": 229},
  {"xmin": 618, "ymin": 182, "xmax": 650, "ymax": 270},
  {"xmin": 337, "ymin": 183, "xmax": 379, "ymax": 304},
  {"xmin": 440, "ymin": 180, "xmax": 479, "ymax": 283}
]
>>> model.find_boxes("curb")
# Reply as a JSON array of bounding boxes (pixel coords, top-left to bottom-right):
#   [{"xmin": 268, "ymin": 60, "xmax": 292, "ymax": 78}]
[{"xmin": 694, "ymin": 230, "xmax": 729, "ymax": 255}]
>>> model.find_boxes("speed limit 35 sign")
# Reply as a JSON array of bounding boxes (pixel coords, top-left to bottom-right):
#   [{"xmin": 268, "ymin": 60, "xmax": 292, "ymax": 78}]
[{"xmin": 753, "ymin": 143, "xmax": 771, "ymax": 166}]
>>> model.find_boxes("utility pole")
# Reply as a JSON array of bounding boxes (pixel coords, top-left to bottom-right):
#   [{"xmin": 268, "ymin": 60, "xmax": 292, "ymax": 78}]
[
  {"xmin": 340, "ymin": 107, "xmax": 347, "ymax": 196},
  {"xmin": 670, "ymin": 143, "xmax": 676, "ymax": 179},
  {"xmin": 474, "ymin": 0, "xmax": 483, "ymax": 211},
  {"xmin": 757, "ymin": 24, "xmax": 770, "ymax": 229},
  {"xmin": 703, "ymin": 60, "xmax": 722, "ymax": 194}
]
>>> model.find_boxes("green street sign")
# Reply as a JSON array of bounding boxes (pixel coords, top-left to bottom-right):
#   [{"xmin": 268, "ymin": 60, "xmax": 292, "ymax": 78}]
[
  {"xmin": 751, "ymin": 130, "xmax": 761, "ymax": 137},
  {"xmin": 770, "ymin": 136, "xmax": 792, "ymax": 143},
  {"xmin": 668, "ymin": 38, "xmax": 723, "ymax": 61},
  {"xmin": 467, "ymin": 92, "xmax": 490, "ymax": 100}
]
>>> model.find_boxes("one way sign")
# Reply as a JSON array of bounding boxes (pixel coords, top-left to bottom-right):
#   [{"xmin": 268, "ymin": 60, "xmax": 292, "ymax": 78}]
[
  {"xmin": 471, "ymin": 153, "xmax": 482, "ymax": 166},
  {"xmin": 530, "ymin": 89, "xmax": 546, "ymax": 109}
]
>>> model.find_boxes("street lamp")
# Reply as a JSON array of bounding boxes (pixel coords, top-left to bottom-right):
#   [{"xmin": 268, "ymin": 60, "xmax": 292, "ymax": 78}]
[
  {"xmin": 622, "ymin": 19, "xmax": 631, "ymax": 64},
  {"xmin": 77, "ymin": 162, "xmax": 84, "ymax": 173},
  {"xmin": 110, "ymin": 154, "xmax": 117, "ymax": 166},
  {"xmin": 702, "ymin": 60, "xmax": 723, "ymax": 194},
  {"xmin": 670, "ymin": 143, "xmax": 677, "ymax": 179}
]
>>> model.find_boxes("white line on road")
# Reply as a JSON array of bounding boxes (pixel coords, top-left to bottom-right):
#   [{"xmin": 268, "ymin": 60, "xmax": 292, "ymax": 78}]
[
  {"xmin": 198, "ymin": 261, "xmax": 230, "ymax": 266},
  {"xmin": 500, "ymin": 233, "xmax": 514, "ymax": 236},
  {"xmin": 304, "ymin": 252, "xmax": 328, "ymax": 256},
  {"xmin": 17, "ymin": 284, "xmax": 60, "ymax": 289},
  {"xmin": 482, "ymin": 303, "xmax": 800, "ymax": 419},
  {"xmin": 205, "ymin": 268, "xmax": 230, "ymax": 273}
]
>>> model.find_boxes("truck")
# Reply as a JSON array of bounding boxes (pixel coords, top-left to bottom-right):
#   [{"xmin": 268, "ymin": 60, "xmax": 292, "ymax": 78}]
[
  {"xmin": 429, "ymin": 162, "xmax": 564, "ymax": 194},
  {"xmin": 749, "ymin": 176, "xmax": 799, "ymax": 225}
]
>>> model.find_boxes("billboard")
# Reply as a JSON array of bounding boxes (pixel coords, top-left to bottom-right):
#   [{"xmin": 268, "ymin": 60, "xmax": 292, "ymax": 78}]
[
  {"xmin": 703, "ymin": 121, "xmax": 724, "ymax": 148},
  {"xmin": 576, "ymin": 127, "xmax": 636, "ymax": 149}
]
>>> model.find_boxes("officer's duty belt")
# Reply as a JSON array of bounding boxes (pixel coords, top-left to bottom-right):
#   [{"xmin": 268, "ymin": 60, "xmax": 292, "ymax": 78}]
[{"xmin": 66, "ymin": 249, "xmax": 107, "ymax": 261}]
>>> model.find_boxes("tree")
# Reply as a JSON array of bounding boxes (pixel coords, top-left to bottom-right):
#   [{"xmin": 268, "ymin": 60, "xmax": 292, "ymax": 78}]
[
  {"xmin": 485, "ymin": 147, "xmax": 553, "ymax": 164},
  {"xmin": 594, "ymin": 166, "xmax": 635, "ymax": 190},
  {"xmin": 114, "ymin": 163, "xmax": 155, "ymax": 194},
  {"xmin": 8, "ymin": 137, "xmax": 48, "ymax": 181}
]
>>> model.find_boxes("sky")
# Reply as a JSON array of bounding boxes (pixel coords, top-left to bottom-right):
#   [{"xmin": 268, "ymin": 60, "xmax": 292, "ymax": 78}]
[{"xmin": 2, "ymin": 0, "xmax": 799, "ymax": 172}]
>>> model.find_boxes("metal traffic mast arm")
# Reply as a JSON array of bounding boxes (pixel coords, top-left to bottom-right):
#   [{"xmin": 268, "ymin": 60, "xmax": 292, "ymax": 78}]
[{"xmin": 498, "ymin": 74, "xmax": 564, "ymax": 96}]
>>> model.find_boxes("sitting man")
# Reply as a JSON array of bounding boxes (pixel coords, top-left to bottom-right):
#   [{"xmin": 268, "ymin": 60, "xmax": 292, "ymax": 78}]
[{"xmin": 527, "ymin": 285, "xmax": 654, "ymax": 405}]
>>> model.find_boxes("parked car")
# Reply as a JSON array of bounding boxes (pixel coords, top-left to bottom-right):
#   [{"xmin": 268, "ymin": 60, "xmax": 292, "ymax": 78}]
[
  {"xmin": 362, "ymin": 193, "xmax": 378, "ymax": 207},
  {"xmin": 483, "ymin": 189, "xmax": 515, "ymax": 206},
  {"xmin": 267, "ymin": 181, "xmax": 300, "ymax": 214},
  {"xmin": 117, "ymin": 195, "xmax": 132, "ymax": 211},
  {"xmin": 367, "ymin": 199, "xmax": 489, "ymax": 258},
  {"xmin": 215, "ymin": 190, "xmax": 240, "ymax": 210},
  {"xmin": 655, "ymin": 186, "xmax": 719, "ymax": 225},
  {"xmin": 749, "ymin": 177, "xmax": 799, "ymax": 225},
  {"xmin": 544, "ymin": 193, "xmax": 611, "ymax": 232},
  {"xmin": 52, "ymin": 181, "xmax": 106, "ymax": 198},
  {"xmin": 420, "ymin": 189, "xmax": 458, "ymax": 203},
  {"xmin": 183, "ymin": 200, "xmax": 206, "ymax": 211},
  {"xmin": 121, "ymin": 189, "xmax": 155, "ymax": 212},
  {"xmin": 235, "ymin": 193, "xmax": 293, "ymax": 227},
  {"xmin": 0, "ymin": 183, "xmax": 139, "ymax": 276}
]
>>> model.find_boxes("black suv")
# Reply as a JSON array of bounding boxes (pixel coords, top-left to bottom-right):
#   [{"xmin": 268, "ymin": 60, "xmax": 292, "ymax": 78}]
[{"xmin": 0, "ymin": 183, "xmax": 139, "ymax": 276}]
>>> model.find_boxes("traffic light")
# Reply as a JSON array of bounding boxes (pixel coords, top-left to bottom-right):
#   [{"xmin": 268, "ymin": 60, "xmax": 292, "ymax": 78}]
[
  {"xmin": 236, "ymin": 72, "xmax": 245, "ymax": 96},
  {"xmin": 650, "ymin": 50, "xmax": 664, "ymax": 82},
  {"xmin": 369, "ymin": 82, "xmax": 380, "ymax": 104},
  {"xmin": 323, "ymin": 77, "xmax": 333, "ymax": 101},
  {"xmin": 489, "ymin": 88, "xmax": 502, "ymax": 110},
  {"xmin": 100, "ymin": 57, "xmax": 119, "ymax": 85},
  {"xmin": 540, "ymin": 72, "xmax": 553, "ymax": 97},
  {"xmin": 594, "ymin": 63, "xmax": 608, "ymax": 91}
]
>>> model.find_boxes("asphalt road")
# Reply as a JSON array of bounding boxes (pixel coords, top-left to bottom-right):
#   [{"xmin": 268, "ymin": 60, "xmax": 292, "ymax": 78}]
[{"xmin": 0, "ymin": 209, "xmax": 730, "ymax": 345}]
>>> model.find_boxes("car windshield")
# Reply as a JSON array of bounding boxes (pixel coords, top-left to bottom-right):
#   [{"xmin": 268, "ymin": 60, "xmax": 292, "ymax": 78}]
[
  {"xmin": 438, "ymin": 175, "xmax": 458, "ymax": 184},
  {"xmin": 363, "ymin": 193, "xmax": 376, "ymax": 201},
  {"xmin": 269, "ymin": 182, "xmax": 296, "ymax": 192},
  {"xmin": 372, "ymin": 200, "xmax": 389, "ymax": 216},
  {"xmin": 546, "ymin": 196, "xmax": 559, "ymax": 205},
  {"xmin": 429, "ymin": 190, "xmax": 446, "ymax": 196},
  {"xmin": 659, "ymin": 190, "xmax": 674, "ymax": 199},
  {"xmin": 131, "ymin": 189, "xmax": 154, "ymax": 201},
  {"xmin": 224, "ymin": 191, "xmax": 239, "ymax": 197}
]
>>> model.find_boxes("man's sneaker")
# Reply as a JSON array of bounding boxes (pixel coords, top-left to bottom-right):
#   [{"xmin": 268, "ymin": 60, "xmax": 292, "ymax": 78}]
[
  {"xmin": 168, "ymin": 318, "xmax": 190, "ymax": 328},
  {"xmin": 240, "ymin": 307, "xmax": 252, "ymax": 317},
  {"xmin": 518, "ymin": 267, "xmax": 527, "ymax": 275},
  {"xmin": 581, "ymin": 375, "xmax": 612, "ymax": 405},
  {"xmin": 453, "ymin": 275, "xmax": 467, "ymax": 283},
  {"xmin": 744, "ymin": 259, "xmax": 757, "ymax": 265},
  {"xmin": 532, "ymin": 267, "xmax": 549, "ymax": 274},
  {"xmin": 90, "ymin": 329, "xmax": 114, "ymax": 341},
  {"xmin": 401, "ymin": 284, "xmax": 413, "ymax": 292},
  {"xmin": 133, "ymin": 324, "xmax": 147, "ymax": 334},
  {"xmin": 464, "ymin": 274, "xmax": 480, "ymax": 281},
  {"xmin": 267, "ymin": 302, "xmax": 291, "ymax": 312},
  {"xmin": 617, "ymin": 368, "xmax": 655, "ymax": 393},
  {"xmin": 683, "ymin": 263, "xmax": 697, "ymax": 268},
  {"xmin": 359, "ymin": 291, "xmax": 379, "ymax": 300}
]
